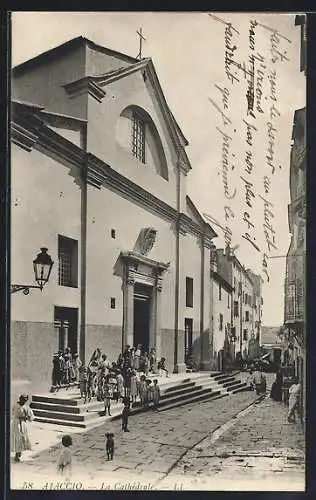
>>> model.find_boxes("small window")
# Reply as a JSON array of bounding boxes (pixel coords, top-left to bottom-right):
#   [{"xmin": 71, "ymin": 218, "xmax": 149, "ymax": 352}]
[
  {"xmin": 245, "ymin": 311, "xmax": 249, "ymax": 322},
  {"xmin": 110, "ymin": 298, "xmax": 116, "ymax": 309},
  {"xmin": 111, "ymin": 229, "xmax": 116, "ymax": 239},
  {"xmin": 58, "ymin": 235, "xmax": 78, "ymax": 288},
  {"xmin": 234, "ymin": 301, "xmax": 239, "ymax": 317},
  {"xmin": 243, "ymin": 329, "xmax": 248, "ymax": 341},
  {"xmin": 234, "ymin": 278, "xmax": 237, "ymax": 291},
  {"xmin": 219, "ymin": 284, "xmax": 222, "ymax": 301},
  {"xmin": 186, "ymin": 277, "xmax": 193, "ymax": 308},
  {"xmin": 219, "ymin": 313, "xmax": 223, "ymax": 331},
  {"xmin": 132, "ymin": 112, "xmax": 146, "ymax": 163},
  {"xmin": 228, "ymin": 293, "xmax": 230, "ymax": 308}
]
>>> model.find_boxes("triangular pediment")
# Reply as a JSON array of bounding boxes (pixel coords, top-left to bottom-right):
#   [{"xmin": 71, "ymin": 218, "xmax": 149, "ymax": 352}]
[{"xmin": 86, "ymin": 57, "xmax": 192, "ymax": 173}]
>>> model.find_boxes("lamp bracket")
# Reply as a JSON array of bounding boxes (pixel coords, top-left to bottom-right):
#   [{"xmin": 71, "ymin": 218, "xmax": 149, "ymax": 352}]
[{"xmin": 11, "ymin": 284, "xmax": 42, "ymax": 295}]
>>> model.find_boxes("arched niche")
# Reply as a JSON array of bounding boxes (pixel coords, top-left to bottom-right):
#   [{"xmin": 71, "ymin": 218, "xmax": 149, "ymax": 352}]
[{"xmin": 116, "ymin": 105, "xmax": 169, "ymax": 181}]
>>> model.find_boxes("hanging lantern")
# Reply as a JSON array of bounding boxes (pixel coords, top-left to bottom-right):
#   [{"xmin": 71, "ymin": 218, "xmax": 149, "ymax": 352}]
[{"xmin": 33, "ymin": 247, "xmax": 54, "ymax": 290}]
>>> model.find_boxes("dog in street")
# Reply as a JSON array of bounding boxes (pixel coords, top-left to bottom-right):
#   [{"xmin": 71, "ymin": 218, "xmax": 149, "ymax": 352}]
[{"xmin": 105, "ymin": 433, "xmax": 114, "ymax": 460}]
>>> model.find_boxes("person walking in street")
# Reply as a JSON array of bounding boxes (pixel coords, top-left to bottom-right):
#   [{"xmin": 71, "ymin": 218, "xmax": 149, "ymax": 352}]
[
  {"xmin": 57, "ymin": 435, "xmax": 73, "ymax": 477},
  {"xmin": 11, "ymin": 394, "xmax": 34, "ymax": 462},
  {"xmin": 287, "ymin": 378, "xmax": 301, "ymax": 423},
  {"xmin": 270, "ymin": 370, "xmax": 283, "ymax": 402},
  {"xmin": 252, "ymin": 365, "xmax": 264, "ymax": 395},
  {"xmin": 246, "ymin": 369, "xmax": 254, "ymax": 391},
  {"xmin": 152, "ymin": 379, "xmax": 160, "ymax": 410},
  {"xmin": 122, "ymin": 398, "xmax": 130, "ymax": 432}
]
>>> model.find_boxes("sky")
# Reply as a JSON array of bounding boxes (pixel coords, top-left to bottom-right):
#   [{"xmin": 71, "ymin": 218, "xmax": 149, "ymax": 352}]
[{"xmin": 11, "ymin": 12, "xmax": 306, "ymax": 326}]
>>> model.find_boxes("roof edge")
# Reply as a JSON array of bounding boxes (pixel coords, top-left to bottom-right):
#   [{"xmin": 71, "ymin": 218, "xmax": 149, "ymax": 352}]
[{"xmin": 12, "ymin": 36, "xmax": 139, "ymax": 74}]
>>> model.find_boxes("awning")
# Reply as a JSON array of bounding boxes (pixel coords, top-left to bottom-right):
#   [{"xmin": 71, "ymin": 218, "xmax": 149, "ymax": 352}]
[{"xmin": 260, "ymin": 353, "xmax": 270, "ymax": 360}]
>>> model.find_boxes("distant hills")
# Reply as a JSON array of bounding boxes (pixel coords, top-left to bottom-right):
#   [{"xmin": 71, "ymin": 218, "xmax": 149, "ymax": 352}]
[{"xmin": 261, "ymin": 326, "xmax": 282, "ymax": 345}]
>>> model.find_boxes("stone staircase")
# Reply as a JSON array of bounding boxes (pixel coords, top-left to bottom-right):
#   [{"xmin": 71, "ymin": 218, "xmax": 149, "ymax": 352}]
[{"xmin": 30, "ymin": 371, "xmax": 247, "ymax": 429}]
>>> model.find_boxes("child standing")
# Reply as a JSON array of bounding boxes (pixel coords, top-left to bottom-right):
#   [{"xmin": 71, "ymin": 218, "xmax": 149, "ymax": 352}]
[
  {"xmin": 130, "ymin": 370, "xmax": 138, "ymax": 405},
  {"xmin": 143, "ymin": 379, "xmax": 153, "ymax": 408},
  {"xmin": 143, "ymin": 352, "xmax": 149, "ymax": 377},
  {"xmin": 72, "ymin": 353, "xmax": 82, "ymax": 384},
  {"xmin": 79, "ymin": 366, "xmax": 88, "ymax": 403},
  {"xmin": 152, "ymin": 379, "xmax": 160, "ymax": 409},
  {"xmin": 122, "ymin": 399, "xmax": 130, "ymax": 432},
  {"xmin": 138, "ymin": 375, "xmax": 146, "ymax": 406},
  {"xmin": 103, "ymin": 377, "xmax": 112, "ymax": 416},
  {"xmin": 57, "ymin": 435, "xmax": 73, "ymax": 477},
  {"xmin": 117, "ymin": 370, "xmax": 124, "ymax": 401}
]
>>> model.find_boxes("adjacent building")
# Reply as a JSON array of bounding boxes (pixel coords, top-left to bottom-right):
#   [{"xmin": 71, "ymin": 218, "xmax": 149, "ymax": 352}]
[
  {"xmin": 209, "ymin": 247, "xmax": 263, "ymax": 369},
  {"xmin": 283, "ymin": 15, "xmax": 306, "ymax": 386}
]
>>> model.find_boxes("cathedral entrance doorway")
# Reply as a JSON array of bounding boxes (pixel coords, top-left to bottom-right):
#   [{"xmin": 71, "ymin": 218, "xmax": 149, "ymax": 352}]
[{"xmin": 133, "ymin": 283, "xmax": 152, "ymax": 352}]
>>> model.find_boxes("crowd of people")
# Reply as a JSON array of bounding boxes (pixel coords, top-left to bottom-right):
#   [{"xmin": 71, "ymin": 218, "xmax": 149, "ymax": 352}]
[{"xmin": 51, "ymin": 344, "xmax": 168, "ymax": 413}]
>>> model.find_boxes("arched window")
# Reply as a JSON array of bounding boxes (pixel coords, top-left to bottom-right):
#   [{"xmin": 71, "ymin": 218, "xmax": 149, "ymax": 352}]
[{"xmin": 117, "ymin": 105, "xmax": 169, "ymax": 180}]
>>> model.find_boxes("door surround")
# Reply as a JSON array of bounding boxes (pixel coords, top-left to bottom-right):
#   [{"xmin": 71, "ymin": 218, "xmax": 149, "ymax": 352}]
[{"xmin": 120, "ymin": 251, "xmax": 169, "ymax": 357}]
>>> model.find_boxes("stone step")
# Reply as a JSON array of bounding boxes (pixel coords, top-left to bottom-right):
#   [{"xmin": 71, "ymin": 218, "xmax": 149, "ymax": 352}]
[
  {"xmin": 158, "ymin": 388, "xmax": 223, "ymax": 412},
  {"xmin": 213, "ymin": 374, "xmax": 236, "ymax": 383},
  {"xmin": 32, "ymin": 408, "xmax": 98, "ymax": 422},
  {"xmin": 159, "ymin": 385, "xmax": 204, "ymax": 407},
  {"xmin": 32, "ymin": 394, "xmax": 79, "ymax": 406},
  {"xmin": 222, "ymin": 379, "xmax": 243, "ymax": 389},
  {"xmin": 30, "ymin": 372, "xmax": 245, "ymax": 428},
  {"xmin": 33, "ymin": 416, "xmax": 98, "ymax": 429},
  {"xmin": 160, "ymin": 383, "xmax": 204, "ymax": 400},
  {"xmin": 231, "ymin": 384, "xmax": 249, "ymax": 394},
  {"xmin": 225, "ymin": 381, "xmax": 248, "ymax": 392},
  {"xmin": 163, "ymin": 380, "xmax": 197, "ymax": 393}
]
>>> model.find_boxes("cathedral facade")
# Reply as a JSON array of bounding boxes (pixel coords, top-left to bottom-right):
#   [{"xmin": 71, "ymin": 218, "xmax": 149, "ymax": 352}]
[{"xmin": 11, "ymin": 37, "xmax": 217, "ymax": 391}]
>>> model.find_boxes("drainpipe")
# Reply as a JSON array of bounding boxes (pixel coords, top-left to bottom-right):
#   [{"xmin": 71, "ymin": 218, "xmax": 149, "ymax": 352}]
[
  {"xmin": 80, "ymin": 124, "xmax": 88, "ymax": 365},
  {"xmin": 240, "ymin": 279, "xmax": 243, "ymax": 358},
  {"xmin": 200, "ymin": 236, "xmax": 205, "ymax": 369},
  {"xmin": 174, "ymin": 162, "xmax": 181, "ymax": 372}
]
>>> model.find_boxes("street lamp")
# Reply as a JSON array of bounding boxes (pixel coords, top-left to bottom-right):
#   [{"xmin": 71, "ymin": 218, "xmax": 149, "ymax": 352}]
[{"xmin": 11, "ymin": 247, "xmax": 54, "ymax": 295}]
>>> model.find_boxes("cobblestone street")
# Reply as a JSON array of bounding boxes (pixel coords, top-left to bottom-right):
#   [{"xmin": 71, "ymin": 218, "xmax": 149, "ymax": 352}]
[{"xmin": 11, "ymin": 386, "xmax": 305, "ymax": 491}]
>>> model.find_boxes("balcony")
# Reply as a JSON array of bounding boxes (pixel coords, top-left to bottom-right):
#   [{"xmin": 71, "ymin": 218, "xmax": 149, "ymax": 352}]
[{"xmin": 284, "ymin": 278, "xmax": 305, "ymax": 325}]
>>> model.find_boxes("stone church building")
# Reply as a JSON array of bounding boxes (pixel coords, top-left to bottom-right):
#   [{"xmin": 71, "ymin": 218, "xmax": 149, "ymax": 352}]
[{"xmin": 11, "ymin": 37, "xmax": 218, "ymax": 392}]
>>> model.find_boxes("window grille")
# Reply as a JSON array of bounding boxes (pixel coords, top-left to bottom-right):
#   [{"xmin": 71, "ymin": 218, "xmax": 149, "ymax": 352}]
[
  {"xmin": 58, "ymin": 235, "xmax": 78, "ymax": 287},
  {"xmin": 132, "ymin": 113, "xmax": 145, "ymax": 163}
]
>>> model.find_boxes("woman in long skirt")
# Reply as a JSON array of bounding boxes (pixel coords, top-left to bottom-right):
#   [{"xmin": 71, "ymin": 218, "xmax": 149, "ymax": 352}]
[{"xmin": 11, "ymin": 394, "xmax": 34, "ymax": 462}]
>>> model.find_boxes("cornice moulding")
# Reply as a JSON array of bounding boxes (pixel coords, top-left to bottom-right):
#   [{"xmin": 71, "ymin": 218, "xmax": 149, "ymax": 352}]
[
  {"xmin": 11, "ymin": 122, "xmax": 39, "ymax": 152},
  {"xmin": 12, "ymin": 112, "xmax": 207, "ymax": 242},
  {"xmin": 63, "ymin": 77, "xmax": 106, "ymax": 103}
]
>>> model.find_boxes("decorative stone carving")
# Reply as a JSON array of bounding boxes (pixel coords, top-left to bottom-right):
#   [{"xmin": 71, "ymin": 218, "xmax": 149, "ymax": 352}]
[{"xmin": 138, "ymin": 227, "xmax": 157, "ymax": 256}]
